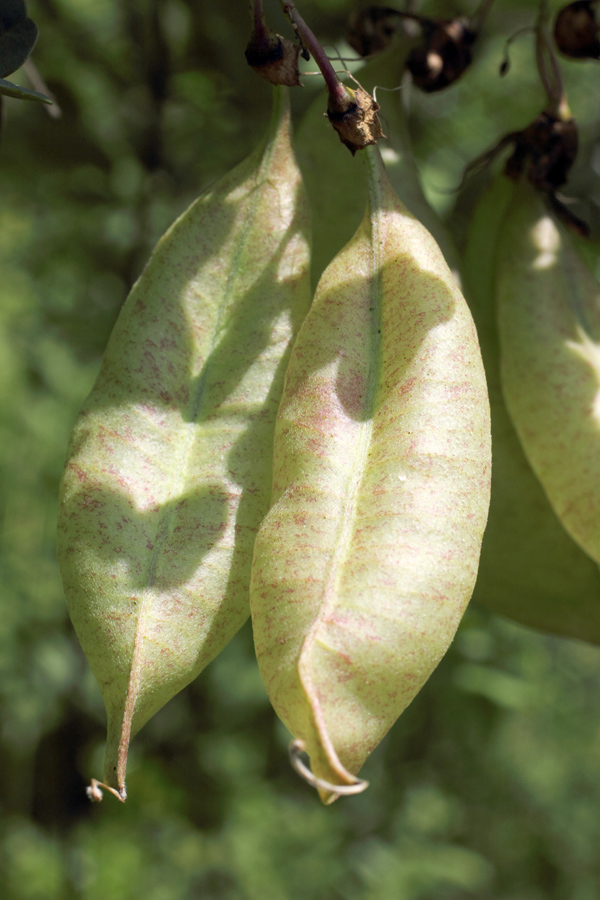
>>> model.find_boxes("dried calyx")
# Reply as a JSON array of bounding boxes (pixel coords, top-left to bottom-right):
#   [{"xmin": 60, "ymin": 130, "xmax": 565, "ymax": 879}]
[
  {"xmin": 504, "ymin": 111, "xmax": 578, "ymax": 193},
  {"xmin": 554, "ymin": 0, "xmax": 600, "ymax": 60},
  {"xmin": 407, "ymin": 17, "xmax": 477, "ymax": 92},
  {"xmin": 346, "ymin": 5, "xmax": 478, "ymax": 92},
  {"xmin": 281, "ymin": 0, "xmax": 384, "ymax": 154},
  {"xmin": 465, "ymin": 4, "xmax": 589, "ymax": 235},
  {"xmin": 245, "ymin": 0, "xmax": 302, "ymax": 86},
  {"xmin": 504, "ymin": 111, "xmax": 587, "ymax": 235},
  {"xmin": 346, "ymin": 5, "xmax": 412, "ymax": 57},
  {"xmin": 326, "ymin": 84, "xmax": 384, "ymax": 155},
  {"xmin": 464, "ymin": 108, "xmax": 586, "ymax": 235}
]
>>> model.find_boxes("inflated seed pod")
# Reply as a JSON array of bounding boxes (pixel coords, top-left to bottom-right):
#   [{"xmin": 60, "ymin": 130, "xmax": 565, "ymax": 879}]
[
  {"xmin": 496, "ymin": 180, "xmax": 600, "ymax": 566},
  {"xmin": 250, "ymin": 147, "xmax": 491, "ymax": 802},
  {"xmin": 463, "ymin": 176, "xmax": 600, "ymax": 643},
  {"xmin": 57, "ymin": 87, "xmax": 311, "ymax": 800}
]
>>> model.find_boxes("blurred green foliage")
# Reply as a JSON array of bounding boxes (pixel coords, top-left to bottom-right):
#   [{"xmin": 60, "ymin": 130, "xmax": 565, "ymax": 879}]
[{"xmin": 1, "ymin": 0, "xmax": 600, "ymax": 897}]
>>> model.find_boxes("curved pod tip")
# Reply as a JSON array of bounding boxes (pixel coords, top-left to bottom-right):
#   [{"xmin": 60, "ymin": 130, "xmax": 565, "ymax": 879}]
[
  {"xmin": 86, "ymin": 779, "xmax": 126, "ymax": 804},
  {"xmin": 289, "ymin": 740, "xmax": 369, "ymax": 804}
]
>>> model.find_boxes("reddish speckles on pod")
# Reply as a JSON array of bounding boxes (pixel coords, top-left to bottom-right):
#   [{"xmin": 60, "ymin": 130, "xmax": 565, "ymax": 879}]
[
  {"xmin": 250, "ymin": 146, "xmax": 490, "ymax": 803},
  {"xmin": 57, "ymin": 86, "xmax": 310, "ymax": 801},
  {"xmin": 496, "ymin": 181, "xmax": 600, "ymax": 566}
]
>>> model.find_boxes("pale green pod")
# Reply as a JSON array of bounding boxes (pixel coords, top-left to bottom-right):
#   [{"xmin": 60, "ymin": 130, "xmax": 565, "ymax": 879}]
[
  {"xmin": 57, "ymin": 87, "xmax": 311, "ymax": 799},
  {"xmin": 250, "ymin": 148, "xmax": 491, "ymax": 802},
  {"xmin": 497, "ymin": 182, "xmax": 600, "ymax": 566},
  {"xmin": 463, "ymin": 176, "xmax": 600, "ymax": 642}
]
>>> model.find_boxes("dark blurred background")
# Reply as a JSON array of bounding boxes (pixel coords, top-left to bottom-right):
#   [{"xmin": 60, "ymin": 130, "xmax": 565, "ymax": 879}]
[{"xmin": 2, "ymin": 1, "xmax": 600, "ymax": 897}]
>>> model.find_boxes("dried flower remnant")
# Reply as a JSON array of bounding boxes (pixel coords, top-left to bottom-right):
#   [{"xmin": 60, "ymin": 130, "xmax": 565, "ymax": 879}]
[
  {"xmin": 407, "ymin": 17, "xmax": 477, "ymax": 92},
  {"xmin": 554, "ymin": 0, "xmax": 600, "ymax": 59},
  {"xmin": 463, "ymin": 108, "xmax": 586, "ymax": 236},
  {"xmin": 245, "ymin": 0, "xmax": 301, "ymax": 86},
  {"xmin": 281, "ymin": 0, "xmax": 384, "ymax": 153},
  {"xmin": 327, "ymin": 85, "xmax": 384, "ymax": 155},
  {"xmin": 504, "ymin": 111, "xmax": 578, "ymax": 193},
  {"xmin": 346, "ymin": 5, "xmax": 408, "ymax": 57},
  {"xmin": 503, "ymin": 111, "xmax": 587, "ymax": 235}
]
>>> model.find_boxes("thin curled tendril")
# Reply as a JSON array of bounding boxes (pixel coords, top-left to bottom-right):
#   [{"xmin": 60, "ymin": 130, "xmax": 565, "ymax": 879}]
[
  {"xmin": 288, "ymin": 740, "xmax": 369, "ymax": 797},
  {"xmin": 86, "ymin": 778, "xmax": 126, "ymax": 803}
]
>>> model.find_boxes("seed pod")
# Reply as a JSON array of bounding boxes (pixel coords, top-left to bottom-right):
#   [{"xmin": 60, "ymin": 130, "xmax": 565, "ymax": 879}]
[
  {"xmin": 496, "ymin": 180, "xmax": 600, "ymax": 566},
  {"xmin": 463, "ymin": 176, "xmax": 600, "ymax": 643},
  {"xmin": 57, "ymin": 86, "xmax": 311, "ymax": 800},
  {"xmin": 250, "ymin": 147, "xmax": 491, "ymax": 802}
]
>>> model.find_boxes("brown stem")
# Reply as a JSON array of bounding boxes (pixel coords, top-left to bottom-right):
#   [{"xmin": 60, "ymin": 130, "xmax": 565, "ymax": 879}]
[
  {"xmin": 536, "ymin": 0, "xmax": 565, "ymax": 115},
  {"xmin": 280, "ymin": 1, "xmax": 348, "ymax": 105},
  {"xmin": 249, "ymin": 0, "xmax": 270, "ymax": 42},
  {"xmin": 471, "ymin": 0, "xmax": 497, "ymax": 32}
]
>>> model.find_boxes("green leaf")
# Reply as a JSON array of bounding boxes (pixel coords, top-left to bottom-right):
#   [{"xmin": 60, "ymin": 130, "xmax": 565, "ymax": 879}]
[
  {"xmin": 0, "ymin": 13, "xmax": 39, "ymax": 78},
  {"xmin": 462, "ymin": 175, "xmax": 600, "ymax": 643},
  {"xmin": 497, "ymin": 182, "xmax": 600, "ymax": 566},
  {"xmin": 0, "ymin": 0, "xmax": 28, "ymax": 27},
  {"xmin": 250, "ymin": 148, "xmax": 491, "ymax": 802},
  {"xmin": 0, "ymin": 76, "xmax": 51, "ymax": 104},
  {"xmin": 57, "ymin": 86, "xmax": 311, "ymax": 799}
]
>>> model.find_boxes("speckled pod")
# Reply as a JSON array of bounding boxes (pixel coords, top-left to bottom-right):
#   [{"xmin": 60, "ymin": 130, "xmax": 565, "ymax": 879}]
[
  {"xmin": 497, "ymin": 181, "xmax": 600, "ymax": 565},
  {"xmin": 57, "ymin": 87, "xmax": 311, "ymax": 799},
  {"xmin": 250, "ymin": 147, "xmax": 491, "ymax": 802},
  {"xmin": 464, "ymin": 177, "xmax": 600, "ymax": 643}
]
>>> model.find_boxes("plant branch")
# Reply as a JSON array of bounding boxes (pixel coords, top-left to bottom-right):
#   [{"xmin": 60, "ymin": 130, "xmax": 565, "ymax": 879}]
[
  {"xmin": 249, "ymin": 0, "xmax": 270, "ymax": 44},
  {"xmin": 536, "ymin": 0, "xmax": 565, "ymax": 116},
  {"xmin": 472, "ymin": 0, "xmax": 497, "ymax": 32},
  {"xmin": 280, "ymin": 1, "xmax": 348, "ymax": 105}
]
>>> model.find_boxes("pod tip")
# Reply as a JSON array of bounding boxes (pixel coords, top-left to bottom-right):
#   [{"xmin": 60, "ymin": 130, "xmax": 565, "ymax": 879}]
[
  {"xmin": 288, "ymin": 739, "xmax": 369, "ymax": 801},
  {"xmin": 86, "ymin": 778, "xmax": 127, "ymax": 804}
]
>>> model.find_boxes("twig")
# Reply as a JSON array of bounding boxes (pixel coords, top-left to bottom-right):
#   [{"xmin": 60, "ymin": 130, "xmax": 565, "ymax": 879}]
[
  {"xmin": 536, "ymin": 0, "xmax": 565, "ymax": 116},
  {"xmin": 22, "ymin": 59, "xmax": 61, "ymax": 117},
  {"xmin": 280, "ymin": 1, "xmax": 348, "ymax": 107}
]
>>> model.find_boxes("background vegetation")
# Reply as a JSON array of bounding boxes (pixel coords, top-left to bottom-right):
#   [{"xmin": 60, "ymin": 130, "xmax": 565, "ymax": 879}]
[{"xmin": 2, "ymin": 0, "xmax": 600, "ymax": 897}]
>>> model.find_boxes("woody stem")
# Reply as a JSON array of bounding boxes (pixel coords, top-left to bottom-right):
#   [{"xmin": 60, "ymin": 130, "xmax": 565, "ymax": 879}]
[
  {"xmin": 280, "ymin": 1, "xmax": 348, "ymax": 105},
  {"xmin": 535, "ymin": 0, "xmax": 565, "ymax": 115}
]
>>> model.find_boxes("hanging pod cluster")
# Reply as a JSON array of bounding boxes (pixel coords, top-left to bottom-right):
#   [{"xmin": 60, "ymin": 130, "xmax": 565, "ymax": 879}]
[{"xmin": 58, "ymin": 80, "xmax": 491, "ymax": 801}]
